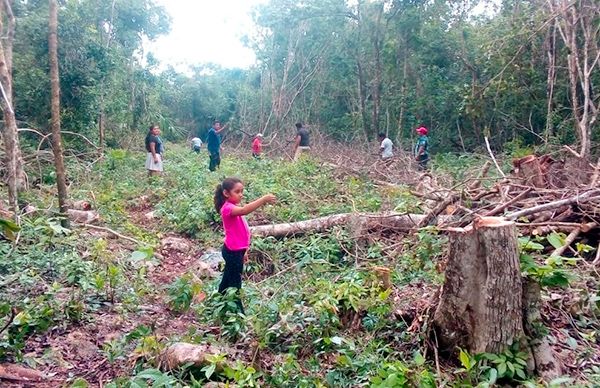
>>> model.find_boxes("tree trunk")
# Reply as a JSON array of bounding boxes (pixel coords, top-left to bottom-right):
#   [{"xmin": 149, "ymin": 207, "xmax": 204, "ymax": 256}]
[
  {"xmin": 522, "ymin": 279, "xmax": 562, "ymax": 380},
  {"xmin": 549, "ymin": 0, "xmax": 600, "ymax": 160},
  {"xmin": 370, "ymin": 3, "xmax": 383, "ymax": 137},
  {"xmin": 49, "ymin": 0, "xmax": 69, "ymax": 228},
  {"xmin": 544, "ymin": 20, "xmax": 557, "ymax": 142},
  {"xmin": 0, "ymin": 0, "xmax": 25, "ymax": 217},
  {"xmin": 434, "ymin": 217, "xmax": 525, "ymax": 354},
  {"xmin": 250, "ymin": 212, "xmax": 453, "ymax": 237}
]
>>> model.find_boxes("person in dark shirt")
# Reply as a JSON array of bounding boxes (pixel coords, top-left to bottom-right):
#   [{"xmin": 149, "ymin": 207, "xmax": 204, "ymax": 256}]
[
  {"xmin": 292, "ymin": 122, "xmax": 310, "ymax": 161},
  {"xmin": 206, "ymin": 120, "xmax": 226, "ymax": 171},
  {"xmin": 144, "ymin": 125, "xmax": 163, "ymax": 176}
]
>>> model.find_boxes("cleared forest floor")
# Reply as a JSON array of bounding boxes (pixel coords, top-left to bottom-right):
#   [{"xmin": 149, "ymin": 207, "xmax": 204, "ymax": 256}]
[{"xmin": 1, "ymin": 145, "xmax": 599, "ymax": 387}]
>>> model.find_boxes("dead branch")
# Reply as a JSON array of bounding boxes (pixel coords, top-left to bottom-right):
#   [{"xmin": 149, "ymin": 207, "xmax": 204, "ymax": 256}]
[
  {"xmin": 418, "ymin": 193, "xmax": 461, "ymax": 227},
  {"xmin": 76, "ymin": 223, "xmax": 143, "ymax": 245},
  {"xmin": 505, "ymin": 190, "xmax": 600, "ymax": 221},
  {"xmin": 483, "ymin": 188, "xmax": 533, "ymax": 216},
  {"xmin": 550, "ymin": 222, "xmax": 597, "ymax": 257},
  {"xmin": 484, "ymin": 136, "xmax": 506, "ymax": 178}
]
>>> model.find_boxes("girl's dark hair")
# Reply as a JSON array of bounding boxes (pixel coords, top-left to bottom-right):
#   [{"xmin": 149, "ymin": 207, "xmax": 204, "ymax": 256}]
[
  {"xmin": 214, "ymin": 177, "xmax": 242, "ymax": 212},
  {"xmin": 145, "ymin": 125, "xmax": 156, "ymax": 142}
]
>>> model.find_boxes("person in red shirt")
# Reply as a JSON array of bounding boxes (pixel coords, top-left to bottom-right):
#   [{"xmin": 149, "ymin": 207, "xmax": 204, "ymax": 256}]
[{"xmin": 252, "ymin": 133, "xmax": 263, "ymax": 159}]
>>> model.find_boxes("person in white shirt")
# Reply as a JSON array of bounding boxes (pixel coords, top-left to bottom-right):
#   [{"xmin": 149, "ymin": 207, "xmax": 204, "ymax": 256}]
[
  {"xmin": 191, "ymin": 137, "xmax": 202, "ymax": 153},
  {"xmin": 378, "ymin": 132, "xmax": 393, "ymax": 160}
]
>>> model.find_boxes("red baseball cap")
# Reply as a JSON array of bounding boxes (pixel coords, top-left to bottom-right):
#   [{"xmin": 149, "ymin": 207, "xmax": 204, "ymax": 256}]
[{"xmin": 416, "ymin": 126, "xmax": 428, "ymax": 135}]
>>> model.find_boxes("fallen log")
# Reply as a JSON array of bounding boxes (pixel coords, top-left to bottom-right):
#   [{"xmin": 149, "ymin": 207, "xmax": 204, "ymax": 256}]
[
  {"xmin": 250, "ymin": 212, "xmax": 454, "ymax": 237},
  {"xmin": 0, "ymin": 363, "xmax": 45, "ymax": 382}
]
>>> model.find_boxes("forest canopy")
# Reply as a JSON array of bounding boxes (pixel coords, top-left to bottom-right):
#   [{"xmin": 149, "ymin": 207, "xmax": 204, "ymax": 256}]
[{"xmin": 4, "ymin": 0, "xmax": 599, "ymax": 156}]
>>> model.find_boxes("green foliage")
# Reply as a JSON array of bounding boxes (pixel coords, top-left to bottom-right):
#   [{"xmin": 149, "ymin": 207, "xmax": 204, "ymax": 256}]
[
  {"xmin": 198, "ymin": 289, "xmax": 247, "ymax": 341},
  {"xmin": 105, "ymin": 368, "xmax": 179, "ymax": 388},
  {"xmin": 371, "ymin": 361, "xmax": 410, "ymax": 387},
  {"xmin": 518, "ymin": 236, "xmax": 574, "ymax": 288},
  {"xmin": 166, "ymin": 274, "xmax": 202, "ymax": 313},
  {"xmin": 455, "ymin": 346, "xmax": 530, "ymax": 386},
  {"xmin": 0, "ymin": 218, "xmax": 20, "ymax": 241}
]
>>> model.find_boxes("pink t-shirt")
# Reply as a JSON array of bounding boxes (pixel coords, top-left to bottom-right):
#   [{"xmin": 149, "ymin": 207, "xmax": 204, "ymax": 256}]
[{"xmin": 221, "ymin": 201, "xmax": 251, "ymax": 250}]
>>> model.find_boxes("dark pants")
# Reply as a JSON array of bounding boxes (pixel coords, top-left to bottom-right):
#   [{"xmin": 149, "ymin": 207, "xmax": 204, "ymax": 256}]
[
  {"xmin": 417, "ymin": 155, "xmax": 429, "ymax": 170},
  {"xmin": 218, "ymin": 244, "xmax": 246, "ymax": 313},
  {"xmin": 209, "ymin": 152, "xmax": 221, "ymax": 171}
]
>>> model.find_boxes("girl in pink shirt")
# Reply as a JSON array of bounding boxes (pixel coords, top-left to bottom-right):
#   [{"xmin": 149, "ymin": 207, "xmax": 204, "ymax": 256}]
[{"xmin": 214, "ymin": 177, "xmax": 276, "ymax": 313}]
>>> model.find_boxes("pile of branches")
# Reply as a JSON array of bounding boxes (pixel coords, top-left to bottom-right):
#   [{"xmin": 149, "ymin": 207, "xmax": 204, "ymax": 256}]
[{"xmin": 413, "ymin": 152, "xmax": 600, "ymax": 259}]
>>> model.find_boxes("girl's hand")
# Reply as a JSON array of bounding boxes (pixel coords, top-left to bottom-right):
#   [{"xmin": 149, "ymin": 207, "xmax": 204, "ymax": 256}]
[
  {"xmin": 244, "ymin": 251, "xmax": 249, "ymax": 264},
  {"xmin": 262, "ymin": 194, "xmax": 277, "ymax": 204}
]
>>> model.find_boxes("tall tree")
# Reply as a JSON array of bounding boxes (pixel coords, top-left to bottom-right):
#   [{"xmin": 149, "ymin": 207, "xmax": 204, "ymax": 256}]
[
  {"xmin": 49, "ymin": 0, "xmax": 68, "ymax": 227},
  {"xmin": 548, "ymin": 0, "xmax": 599, "ymax": 159},
  {"xmin": 0, "ymin": 0, "xmax": 25, "ymax": 217}
]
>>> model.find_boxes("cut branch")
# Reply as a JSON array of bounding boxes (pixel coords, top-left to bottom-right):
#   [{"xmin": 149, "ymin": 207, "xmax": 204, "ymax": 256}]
[{"xmin": 505, "ymin": 189, "xmax": 600, "ymax": 220}]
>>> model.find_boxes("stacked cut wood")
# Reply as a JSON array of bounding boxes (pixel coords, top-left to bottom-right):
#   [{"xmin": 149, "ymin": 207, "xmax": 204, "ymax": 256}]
[{"xmin": 411, "ymin": 153, "xmax": 600, "ymax": 256}]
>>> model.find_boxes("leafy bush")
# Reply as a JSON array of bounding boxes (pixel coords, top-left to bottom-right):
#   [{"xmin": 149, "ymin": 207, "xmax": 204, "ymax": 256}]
[{"xmin": 166, "ymin": 274, "xmax": 202, "ymax": 312}]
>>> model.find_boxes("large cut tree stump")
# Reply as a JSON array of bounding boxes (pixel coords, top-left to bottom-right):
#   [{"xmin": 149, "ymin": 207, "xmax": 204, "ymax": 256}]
[{"xmin": 434, "ymin": 217, "xmax": 525, "ymax": 354}]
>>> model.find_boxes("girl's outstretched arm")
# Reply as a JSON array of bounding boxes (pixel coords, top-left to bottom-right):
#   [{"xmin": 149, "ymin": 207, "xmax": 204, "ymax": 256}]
[{"xmin": 230, "ymin": 194, "xmax": 276, "ymax": 216}]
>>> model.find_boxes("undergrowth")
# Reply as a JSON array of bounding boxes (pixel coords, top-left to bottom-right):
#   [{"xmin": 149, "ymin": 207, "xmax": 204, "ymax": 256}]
[{"xmin": 1, "ymin": 145, "xmax": 598, "ymax": 387}]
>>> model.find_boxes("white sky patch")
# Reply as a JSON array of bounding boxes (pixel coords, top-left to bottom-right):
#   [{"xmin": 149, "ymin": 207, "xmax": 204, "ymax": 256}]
[{"xmin": 146, "ymin": 0, "xmax": 267, "ymax": 71}]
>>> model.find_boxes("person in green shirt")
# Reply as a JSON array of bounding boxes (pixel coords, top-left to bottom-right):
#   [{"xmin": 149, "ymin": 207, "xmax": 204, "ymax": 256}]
[{"xmin": 414, "ymin": 126, "xmax": 429, "ymax": 170}]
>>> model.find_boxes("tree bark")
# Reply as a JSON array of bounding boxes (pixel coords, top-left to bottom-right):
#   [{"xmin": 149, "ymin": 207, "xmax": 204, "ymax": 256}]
[
  {"xmin": 49, "ymin": 0, "xmax": 69, "ymax": 227},
  {"xmin": 549, "ymin": 0, "xmax": 600, "ymax": 159},
  {"xmin": 0, "ymin": 0, "xmax": 25, "ymax": 217},
  {"xmin": 250, "ymin": 212, "xmax": 453, "ymax": 237},
  {"xmin": 522, "ymin": 279, "xmax": 562, "ymax": 380},
  {"xmin": 434, "ymin": 217, "xmax": 525, "ymax": 354},
  {"xmin": 370, "ymin": 2, "xmax": 384, "ymax": 136}
]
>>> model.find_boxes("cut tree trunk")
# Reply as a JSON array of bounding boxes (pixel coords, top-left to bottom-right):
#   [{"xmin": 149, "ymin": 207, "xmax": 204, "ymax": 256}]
[
  {"xmin": 250, "ymin": 212, "xmax": 454, "ymax": 237},
  {"xmin": 433, "ymin": 217, "xmax": 525, "ymax": 354}
]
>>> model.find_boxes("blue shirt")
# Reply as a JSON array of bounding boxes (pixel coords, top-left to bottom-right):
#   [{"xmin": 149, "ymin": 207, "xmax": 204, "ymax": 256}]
[
  {"xmin": 414, "ymin": 135, "xmax": 429, "ymax": 157},
  {"xmin": 206, "ymin": 127, "xmax": 220, "ymax": 154}
]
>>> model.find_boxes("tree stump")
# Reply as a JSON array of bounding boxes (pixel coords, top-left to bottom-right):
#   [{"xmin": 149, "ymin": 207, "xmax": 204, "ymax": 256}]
[
  {"xmin": 513, "ymin": 155, "xmax": 547, "ymax": 188},
  {"xmin": 433, "ymin": 217, "xmax": 525, "ymax": 354}
]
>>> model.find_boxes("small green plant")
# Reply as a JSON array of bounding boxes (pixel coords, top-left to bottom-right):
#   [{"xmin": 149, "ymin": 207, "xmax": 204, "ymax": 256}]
[
  {"xmin": 456, "ymin": 345, "xmax": 530, "ymax": 386},
  {"xmin": 104, "ymin": 368, "xmax": 179, "ymax": 388},
  {"xmin": 370, "ymin": 361, "xmax": 410, "ymax": 387},
  {"xmin": 518, "ymin": 237, "xmax": 572, "ymax": 288},
  {"xmin": 199, "ymin": 289, "xmax": 247, "ymax": 341},
  {"xmin": 166, "ymin": 273, "xmax": 202, "ymax": 313}
]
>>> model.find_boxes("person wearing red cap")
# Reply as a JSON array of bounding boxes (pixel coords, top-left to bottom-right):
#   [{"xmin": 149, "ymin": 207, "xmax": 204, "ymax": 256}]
[
  {"xmin": 414, "ymin": 126, "xmax": 429, "ymax": 170},
  {"xmin": 252, "ymin": 133, "xmax": 263, "ymax": 159}
]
